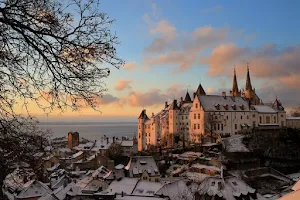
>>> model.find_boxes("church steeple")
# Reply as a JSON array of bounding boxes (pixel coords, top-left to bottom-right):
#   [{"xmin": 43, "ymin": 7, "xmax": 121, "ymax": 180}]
[
  {"xmin": 245, "ymin": 64, "xmax": 252, "ymax": 90},
  {"xmin": 232, "ymin": 67, "xmax": 239, "ymax": 93}
]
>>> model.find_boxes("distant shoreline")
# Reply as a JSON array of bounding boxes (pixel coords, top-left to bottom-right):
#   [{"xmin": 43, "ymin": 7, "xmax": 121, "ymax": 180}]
[{"xmin": 38, "ymin": 121, "xmax": 137, "ymax": 125}]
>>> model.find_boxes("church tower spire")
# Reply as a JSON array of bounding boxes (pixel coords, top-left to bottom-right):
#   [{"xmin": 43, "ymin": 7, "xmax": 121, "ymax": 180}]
[
  {"xmin": 232, "ymin": 67, "xmax": 239, "ymax": 93},
  {"xmin": 230, "ymin": 67, "xmax": 241, "ymax": 97},
  {"xmin": 245, "ymin": 63, "xmax": 252, "ymax": 90}
]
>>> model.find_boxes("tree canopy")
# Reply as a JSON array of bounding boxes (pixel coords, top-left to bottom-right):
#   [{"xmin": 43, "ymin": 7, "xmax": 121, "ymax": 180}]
[
  {"xmin": 0, "ymin": 0, "xmax": 123, "ymax": 115},
  {"xmin": 0, "ymin": 0, "xmax": 123, "ymax": 195}
]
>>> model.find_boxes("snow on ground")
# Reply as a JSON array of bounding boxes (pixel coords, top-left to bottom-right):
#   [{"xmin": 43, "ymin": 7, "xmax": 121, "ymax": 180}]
[
  {"xmin": 222, "ymin": 134, "xmax": 249, "ymax": 152},
  {"xmin": 286, "ymin": 172, "xmax": 300, "ymax": 181}
]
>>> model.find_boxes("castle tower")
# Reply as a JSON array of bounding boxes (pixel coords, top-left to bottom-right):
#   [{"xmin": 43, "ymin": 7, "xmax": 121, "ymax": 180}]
[
  {"xmin": 68, "ymin": 132, "xmax": 79, "ymax": 149},
  {"xmin": 230, "ymin": 68, "xmax": 241, "ymax": 97},
  {"xmin": 137, "ymin": 109, "xmax": 149, "ymax": 151},
  {"xmin": 168, "ymin": 99, "xmax": 179, "ymax": 148},
  {"xmin": 242, "ymin": 65, "xmax": 261, "ymax": 105}
]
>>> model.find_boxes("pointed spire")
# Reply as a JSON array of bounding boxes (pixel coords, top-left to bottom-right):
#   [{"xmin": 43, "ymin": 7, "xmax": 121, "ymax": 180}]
[
  {"xmin": 138, "ymin": 109, "xmax": 149, "ymax": 119},
  {"xmin": 195, "ymin": 83, "xmax": 206, "ymax": 95},
  {"xmin": 232, "ymin": 67, "xmax": 239, "ymax": 93},
  {"xmin": 245, "ymin": 63, "xmax": 252, "ymax": 90},
  {"xmin": 184, "ymin": 91, "xmax": 192, "ymax": 103}
]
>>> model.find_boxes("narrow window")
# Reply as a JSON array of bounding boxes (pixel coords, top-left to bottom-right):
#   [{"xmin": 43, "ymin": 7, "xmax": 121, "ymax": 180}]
[
  {"xmin": 198, "ymin": 114, "xmax": 200, "ymax": 119},
  {"xmin": 260, "ymin": 116, "xmax": 262, "ymax": 123},
  {"xmin": 198, "ymin": 124, "xmax": 200, "ymax": 129},
  {"xmin": 194, "ymin": 114, "xmax": 196, "ymax": 119},
  {"xmin": 221, "ymin": 124, "xmax": 223, "ymax": 131},
  {"xmin": 235, "ymin": 124, "xmax": 237, "ymax": 129},
  {"xmin": 194, "ymin": 124, "xmax": 196, "ymax": 130}
]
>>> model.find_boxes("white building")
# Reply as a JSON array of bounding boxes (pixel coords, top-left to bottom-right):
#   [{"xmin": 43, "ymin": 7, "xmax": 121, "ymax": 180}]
[{"xmin": 137, "ymin": 67, "xmax": 292, "ymax": 151}]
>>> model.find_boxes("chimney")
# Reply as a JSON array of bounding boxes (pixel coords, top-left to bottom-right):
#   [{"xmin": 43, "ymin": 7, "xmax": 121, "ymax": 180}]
[
  {"xmin": 113, "ymin": 137, "xmax": 115, "ymax": 143},
  {"xmin": 222, "ymin": 92, "xmax": 226, "ymax": 99},
  {"xmin": 106, "ymin": 137, "xmax": 109, "ymax": 144},
  {"xmin": 121, "ymin": 191, "xmax": 124, "ymax": 197},
  {"xmin": 180, "ymin": 97, "xmax": 183, "ymax": 102},
  {"xmin": 165, "ymin": 102, "xmax": 168, "ymax": 108}
]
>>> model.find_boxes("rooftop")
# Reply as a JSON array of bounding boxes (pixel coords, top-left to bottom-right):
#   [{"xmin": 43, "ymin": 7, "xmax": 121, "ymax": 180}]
[{"xmin": 126, "ymin": 156, "xmax": 160, "ymax": 177}]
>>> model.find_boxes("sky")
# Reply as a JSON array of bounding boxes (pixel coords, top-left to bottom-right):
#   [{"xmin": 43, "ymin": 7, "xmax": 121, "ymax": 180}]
[{"xmin": 29, "ymin": 0, "xmax": 300, "ymax": 122}]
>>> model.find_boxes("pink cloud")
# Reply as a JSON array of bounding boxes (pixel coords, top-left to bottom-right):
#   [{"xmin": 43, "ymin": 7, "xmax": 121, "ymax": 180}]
[
  {"xmin": 123, "ymin": 62, "xmax": 138, "ymax": 70},
  {"xmin": 114, "ymin": 80, "xmax": 132, "ymax": 91},
  {"xmin": 200, "ymin": 43, "xmax": 250, "ymax": 76}
]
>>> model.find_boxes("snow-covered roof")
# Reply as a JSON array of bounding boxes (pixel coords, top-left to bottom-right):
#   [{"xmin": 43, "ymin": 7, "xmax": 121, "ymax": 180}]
[
  {"xmin": 198, "ymin": 95, "xmax": 249, "ymax": 112},
  {"xmin": 91, "ymin": 138, "xmax": 113, "ymax": 151},
  {"xmin": 72, "ymin": 151, "xmax": 83, "ymax": 159},
  {"xmin": 156, "ymin": 179, "xmax": 194, "ymax": 200},
  {"xmin": 191, "ymin": 164, "xmax": 220, "ymax": 172},
  {"xmin": 121, "ymin": 140, "xmax": 134, "ymax": 147},
  {"xmin": 132, "ymin": 181, "xmax": 163, "ymax": 196},
  {"xmin": 57, "ymin": 148, "xmax": 71, "ymax": 153},
  {"xmin": 181, "ymin": 172, "xmax": 210, "ymax": 183},
  {"xmin": 92, "ymin": 166, "xmax": 111, "ymax": 179},
  {"xmin": 196, "ymin": 176, "xmax": 258, "ymax": 200},
  {"xmin": 115, "ymin": 164, "xmax": 125, "ymax": 170},
  {"xmin": 253, "ymin": 105, "xmax": 277, "ymax": 113},
  {"xmin": 105, "ymin": 177, "xmax": 139, "ymax": 195},
  {"xmin": 16, "ymin": 180, "xmax": 52, "ymax": 199},
  {"xmin": 126, "ymin": 156, "xmax": 160, "ymax": 177}
]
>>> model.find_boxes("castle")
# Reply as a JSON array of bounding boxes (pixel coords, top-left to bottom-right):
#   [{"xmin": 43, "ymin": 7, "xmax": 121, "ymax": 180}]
[{"xmin": 137, "ymin": 67, "xmax": 287, "ymax": 151}]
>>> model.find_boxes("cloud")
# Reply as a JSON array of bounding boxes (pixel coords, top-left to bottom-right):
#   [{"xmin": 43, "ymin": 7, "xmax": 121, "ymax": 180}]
[
  {"xmin": 123, "ymin": 62, "xmax": 138, "ymax": 70},
  {"xmin": 98, "ymin": 94, "xmax": 119, "ymax": 105},
  {"xmin": 143, "ymin": 18, "xmax": 230, "ymax": 72},
  {"xmin": 207, "ymin": 88, "xmax": 215, "ymax": 94},
  {"xmin": 200, "ymin": 5, "xmax": 223, "ymax": 14},
  {"xmin": 117, "ymin": 84, "xmax": 189, "ymax": 108},
  {"xmin": 114, "ymin": 80, "xmax": 132, "ymax": 91},
  {"xmin": 145, "ymin": 20, "xmax": 177, "ymax": 53},
  {"xmin": 200, "ymin": 43, "xmax": 250, "ymax": 76}
]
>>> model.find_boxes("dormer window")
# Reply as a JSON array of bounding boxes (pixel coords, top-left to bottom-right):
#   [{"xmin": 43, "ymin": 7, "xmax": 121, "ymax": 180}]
[
  {"xmin": 215, "ymin": 104, "xmax": 220, "ymax": 110},
  {"xmin": 232, "ymin": 104, "xmax": 236, "ymax": 110},
  {"xmin": 240, "ymin": 105, "xmax": 244, "ymax": 110},
  {"xmin": 223, "ymin": 104, "xmax": 228, "ymax": 110}
]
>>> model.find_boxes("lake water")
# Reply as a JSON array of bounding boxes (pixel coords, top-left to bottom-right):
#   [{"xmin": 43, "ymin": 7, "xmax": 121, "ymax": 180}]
[{"xmin": 38, "ymin": 122, "xmax": 137, "ymax": 141}]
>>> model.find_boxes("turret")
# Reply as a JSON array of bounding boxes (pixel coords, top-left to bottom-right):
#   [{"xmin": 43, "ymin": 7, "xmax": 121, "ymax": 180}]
[
  {"xmin": 137, "ymin": 109, "xmax": 149, "ymax": 151},
  {"xmin": 195, "ymin": 83, "xmax": 206, "ymax": 96},
  {"xmin": 183, "ymin": 91, "xmax": 192, "ymax": 103},
  {"xmin": 245, "ymin": 64, "xmax": 252, "ymax": 90}
]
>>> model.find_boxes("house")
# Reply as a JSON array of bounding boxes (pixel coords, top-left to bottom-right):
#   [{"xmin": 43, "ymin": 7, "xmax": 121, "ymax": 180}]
[
  {"xmin": 125, "ymin": 156, "xmax": 161, "ymax": 182},
  {"xmin": 120, "ymin": 140, "xmax": 137, "ymax": 157}
]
